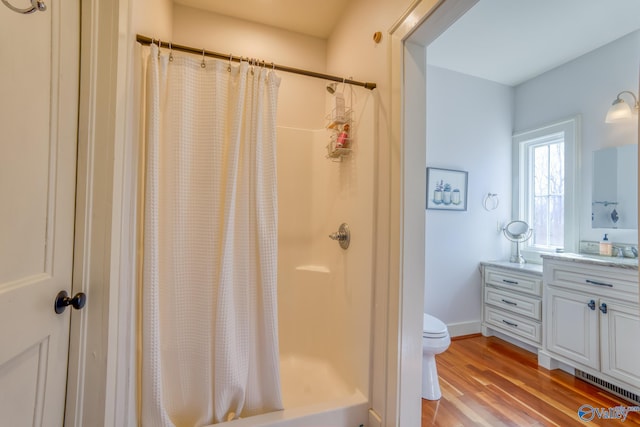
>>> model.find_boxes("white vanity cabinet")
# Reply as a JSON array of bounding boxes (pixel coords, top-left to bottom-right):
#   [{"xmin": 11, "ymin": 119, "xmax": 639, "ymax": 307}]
[
  {"xmin": 601, "ymin": 300, "xmax": 640, "ymax": 387},
  {"xmin": 545, "ymin": 286, "xmax": 599, "ymax": 369},
  {"xmin": 481, "ymin": 262, "xmax": 543, "ymax": 348},
  {"xmin": 542, "ymin": 256, "xmax": 640, "ymax": 392}
]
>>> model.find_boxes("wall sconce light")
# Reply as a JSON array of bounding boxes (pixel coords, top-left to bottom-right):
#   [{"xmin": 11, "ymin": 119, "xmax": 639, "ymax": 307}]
[{"xmin": 605, "ymin": 90, "xmax": 639, "ymax": 123}]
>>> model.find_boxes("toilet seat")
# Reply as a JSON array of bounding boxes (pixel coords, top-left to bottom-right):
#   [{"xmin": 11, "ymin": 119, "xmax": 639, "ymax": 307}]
[
  {"xmin": 423, "ymin": 331, "xmax": 448, "ymax": 339},
  {"xmin": 423, "ymin": 313, "xmax": 448, "ymax": 338}
]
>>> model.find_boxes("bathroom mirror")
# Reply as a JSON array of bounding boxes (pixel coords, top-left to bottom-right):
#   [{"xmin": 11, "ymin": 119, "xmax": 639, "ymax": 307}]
[
  {"xmin": 503, "ymin": 220, "xmax": 533, "ymax": 264},
  {"xmin": 592, "ymin": 144, "xmax": 638, "ymax": 229},
  {"xmin": 504, "ymin": 220, "xmax": 530, "ymax": 238}
]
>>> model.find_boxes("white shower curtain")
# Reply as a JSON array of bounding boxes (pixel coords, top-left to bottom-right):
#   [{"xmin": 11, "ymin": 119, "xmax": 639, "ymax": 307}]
[{"xmin": 141, "ymin": 44, "xmax": 283, "ymax": 426}]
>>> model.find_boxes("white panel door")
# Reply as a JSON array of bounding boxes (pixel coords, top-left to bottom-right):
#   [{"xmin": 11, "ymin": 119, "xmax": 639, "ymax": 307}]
[
  {"xmin": 600, "ymin": 300, "xmax": 640, "ymax": 389},
  {"xmin": 0, "ymin": 1, "xmax": 79, "ymax": 426},
  {"xmin": 545, "ymin": 287, "xmax": 599, "ymax": 370}
]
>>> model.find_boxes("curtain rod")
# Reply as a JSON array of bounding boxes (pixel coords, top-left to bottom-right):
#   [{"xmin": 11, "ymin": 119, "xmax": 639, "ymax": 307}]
[{"xmin": 136, "ymin": 34, "xmax": 377, "ymax": 90}]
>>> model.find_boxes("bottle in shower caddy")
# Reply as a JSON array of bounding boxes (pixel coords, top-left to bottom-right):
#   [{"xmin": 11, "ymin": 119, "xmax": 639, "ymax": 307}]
[
  {"xmin": 334, "ymin": 92, "xmax": 346, "ymax": 123},
  {"xmin": 335, "ymin": 124, "xmax": 350, "ymax": 149}
]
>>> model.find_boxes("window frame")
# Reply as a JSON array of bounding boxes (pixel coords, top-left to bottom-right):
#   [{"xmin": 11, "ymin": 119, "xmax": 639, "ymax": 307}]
[{"xmin": 512, "ymin": 116, "xmax": 581, "ymax": 262}]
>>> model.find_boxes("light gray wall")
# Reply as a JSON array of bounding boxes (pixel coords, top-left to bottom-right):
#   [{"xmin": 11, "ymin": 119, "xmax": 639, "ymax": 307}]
[
  {"xmin": 514, "ymin": 30, "xmax": 639, "ymax": 245},
  {"xmin": 425, "ymin": 65, "xmax": 513, "ymax": 331},
  {"xmin": 424, "ymin": 30, "xmax": 639, "ymax": 330}
]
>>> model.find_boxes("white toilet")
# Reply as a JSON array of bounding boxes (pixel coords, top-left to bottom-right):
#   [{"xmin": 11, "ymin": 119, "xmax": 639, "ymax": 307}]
[{"xmin": 422, "ymin": 313, "xmax": 451, "ymax": 400}]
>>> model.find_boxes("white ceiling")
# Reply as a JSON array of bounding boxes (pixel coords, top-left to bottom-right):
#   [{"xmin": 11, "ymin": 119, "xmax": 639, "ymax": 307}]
[
  {"xmin": 427, "ymin": 0, "xmax": 640, "ymax": 87},
  {"xmin": 174, "ymin": 0, "xmax": 640, "ymax": 86},
  {"xmin": 174, "ymin": 0, "xmax": 352, "ymax": 39}
]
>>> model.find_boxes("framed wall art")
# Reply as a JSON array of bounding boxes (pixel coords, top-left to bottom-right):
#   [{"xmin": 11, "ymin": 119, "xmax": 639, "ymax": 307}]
[{"xmin": 426, "ymin": 167, "xmax": 468, "ymax": 211}]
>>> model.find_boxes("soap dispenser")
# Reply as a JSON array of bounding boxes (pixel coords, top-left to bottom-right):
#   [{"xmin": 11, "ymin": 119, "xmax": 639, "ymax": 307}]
[{"xmin": 599, "ymin": 233, "xmax": 612, "ymax": 256}]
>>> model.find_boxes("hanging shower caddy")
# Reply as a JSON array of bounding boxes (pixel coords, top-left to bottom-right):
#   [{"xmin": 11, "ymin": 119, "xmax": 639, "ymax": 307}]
[{"xmin": 325, "ymin": 92, "xmax": 353, "ymax": 161}]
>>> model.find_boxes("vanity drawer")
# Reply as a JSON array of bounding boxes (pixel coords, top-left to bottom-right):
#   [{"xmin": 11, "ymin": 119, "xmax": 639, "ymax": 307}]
[
  {"xmin": 484, "ymin": 267, "xmax": 542, "ymax": 296},
  {"xmin": 484, "ymin": 287, "xmax": 541, "ymax": 320},
  {"xmin": 544, "ymin": 261, "xmax": 638, "ymax": 298},
  {"xmin": 484, "ymin": 306, "xmax": 542, "ymax": 344}
]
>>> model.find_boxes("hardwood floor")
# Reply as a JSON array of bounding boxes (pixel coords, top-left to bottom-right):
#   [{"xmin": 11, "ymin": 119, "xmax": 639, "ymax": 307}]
[{"xmin": 422, "ymin": 336, "xmax": 640, "ymax": 426}]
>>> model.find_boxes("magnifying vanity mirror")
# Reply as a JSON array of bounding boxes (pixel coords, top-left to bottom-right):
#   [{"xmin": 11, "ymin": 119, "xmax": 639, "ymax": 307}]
[
  {"xmin": 503, "ymin": 220, "xmax": 533, "ymax": 264},
  {"xmin": 592, "ymin": 144, "xmax": 638, "ymax": 229}
]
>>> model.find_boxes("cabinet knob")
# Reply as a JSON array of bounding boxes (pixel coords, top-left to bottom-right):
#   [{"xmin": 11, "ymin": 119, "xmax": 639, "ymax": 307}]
[
  {"xmin": 587, "ymin": 300, "xmax": 596, "ymax": 311},
  {"xmin": 599, "ymin": 302, "xmax": 608, "ymax": 314}
]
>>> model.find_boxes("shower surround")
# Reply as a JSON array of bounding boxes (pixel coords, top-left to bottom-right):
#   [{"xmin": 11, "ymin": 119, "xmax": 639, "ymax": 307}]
[{"xmin": 210, "ymin": 95, "xmax": 377, "ymax": 426}]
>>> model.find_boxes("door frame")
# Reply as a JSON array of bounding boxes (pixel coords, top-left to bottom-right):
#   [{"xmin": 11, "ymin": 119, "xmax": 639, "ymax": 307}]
[
  {"xmin": 65, "ymin": 0, "xmax": 138, "ymax": 425},
  {"xmin": 384, "ymin": 0, "xmax": 475, "ymax": 425}
]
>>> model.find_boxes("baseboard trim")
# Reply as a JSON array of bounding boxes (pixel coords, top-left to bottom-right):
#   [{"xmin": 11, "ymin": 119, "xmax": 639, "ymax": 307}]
[
  {"xmin": 489, "ymin": 329, "xmax": 539, "ymax": 355},
  {"xmin": 447, "ymin": 321, "xmax": 481, "ymax": 338},
  {"xmin": 452, "ymin": 333, "xmax": 481, "ymax": 341}
]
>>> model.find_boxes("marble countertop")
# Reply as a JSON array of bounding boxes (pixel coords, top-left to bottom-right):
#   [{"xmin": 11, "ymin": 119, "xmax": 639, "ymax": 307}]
[
  {"xmin": 481, "ymin": 260, "xmax": 543, "ymax": 275},
  {"xmin": 541, "ymin": 253, "xmax": 639, "ymax": 270}
]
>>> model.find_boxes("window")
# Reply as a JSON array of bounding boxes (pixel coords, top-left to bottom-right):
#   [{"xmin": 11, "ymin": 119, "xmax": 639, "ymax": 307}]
[
  {"xmin": 530, "ymin": 135, "xmax": 565, "ymax": 247},
  {"xmin": 513, "ymin": 117, "xmax": 580, "ymax": 257}
]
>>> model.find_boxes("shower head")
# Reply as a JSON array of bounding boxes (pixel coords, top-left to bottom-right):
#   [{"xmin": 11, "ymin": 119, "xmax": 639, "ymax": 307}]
[{"xmin": 326, "ymin": 82, "xmax": 338, "ymax": 94}]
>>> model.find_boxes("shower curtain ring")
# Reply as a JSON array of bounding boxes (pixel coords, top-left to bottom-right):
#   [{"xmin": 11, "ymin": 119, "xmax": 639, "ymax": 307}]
[
  {"xmin": 201, "ymin": 49, "xmax": 206, "ymax": 68},
  {"xmin": 168, "ymin": 42, "xmax": 173, "ymax": 62},
  {"xmin": 157, "ymin": 40, "xmax": 162, "ymax": 58},
  {"xmin": 227, "ymin": 53, "xmax": 232, "ymax": 72}
]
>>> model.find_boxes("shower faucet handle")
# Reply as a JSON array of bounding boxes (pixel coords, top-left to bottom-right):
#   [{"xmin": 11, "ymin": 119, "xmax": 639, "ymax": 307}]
[{"xmin": 329, "ymin": 223, "xmax": 350, "ymax": 250}]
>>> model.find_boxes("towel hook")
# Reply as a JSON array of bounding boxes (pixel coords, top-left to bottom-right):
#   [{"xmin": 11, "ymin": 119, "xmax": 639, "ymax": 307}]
[{"xmin": 2, "ymin": 0, "xmax": 45, "ymax": 14}]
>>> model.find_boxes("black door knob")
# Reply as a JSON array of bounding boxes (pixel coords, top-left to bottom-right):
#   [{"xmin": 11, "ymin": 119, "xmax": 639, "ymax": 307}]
[{"xmin": 54, "ymin": 290, "xmax": 87, "ymax": 314}]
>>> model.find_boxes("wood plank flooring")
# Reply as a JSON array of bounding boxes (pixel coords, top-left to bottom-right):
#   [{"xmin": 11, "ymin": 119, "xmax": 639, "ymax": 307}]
[{"xmin": 422, "ymin": 336, "xmax": 640, "ymax": 426}]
